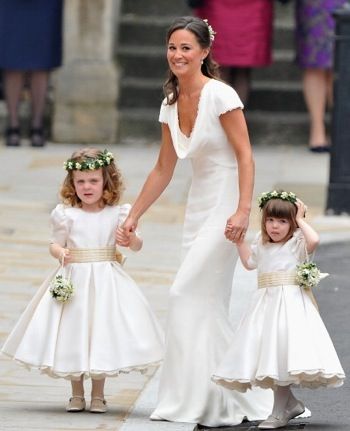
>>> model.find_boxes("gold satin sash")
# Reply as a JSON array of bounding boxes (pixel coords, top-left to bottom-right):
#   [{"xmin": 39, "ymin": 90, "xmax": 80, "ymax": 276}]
[
  {"xmin": 69, "ymin": 246, "xmax": 125, "ymax": 265},
  {"xmin": 258, "ymin": 271, "xmax": 319, "ymax": 311}
]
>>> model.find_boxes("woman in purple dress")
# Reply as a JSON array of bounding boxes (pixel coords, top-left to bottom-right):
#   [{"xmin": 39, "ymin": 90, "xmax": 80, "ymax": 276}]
[{"xmin": 295, "ymin": 0, "xmax": 347, "ymax": 152}]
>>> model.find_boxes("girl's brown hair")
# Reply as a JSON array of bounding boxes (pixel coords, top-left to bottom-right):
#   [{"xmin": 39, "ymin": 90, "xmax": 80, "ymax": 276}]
[
  {"xmin": 163, "ymin": 16, "xmax": 220, "ymax": 105},
  {"xmin": 60, "ymin": 147, "xmax": 124, "ymax": 207},
  {"xmin": 261, "ymin": 198, "xmax": 298, "ymax": 243}
]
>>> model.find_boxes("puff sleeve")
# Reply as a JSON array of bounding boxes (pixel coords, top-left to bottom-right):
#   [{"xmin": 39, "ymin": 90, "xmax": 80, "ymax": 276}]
[
  {"xmin": 212, "ymin": 81, "xmax": 244, "ymax": 117},
  {"xmin": 290, "ymin": 228, "xmax": 309, "ymax": 261},
  {"xmin": 246, "ymin": 232, "xmax": 261, "ymax": 270},
  {"xmin": 50, "ymin": 204, "xmax": 69, "ymax": 247}
]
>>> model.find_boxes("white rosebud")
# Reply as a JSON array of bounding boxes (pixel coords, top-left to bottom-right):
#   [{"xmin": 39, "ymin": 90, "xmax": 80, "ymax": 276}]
[{"xmin": 75, "ymin": 162, "xmax": 82, "ymax": 170}]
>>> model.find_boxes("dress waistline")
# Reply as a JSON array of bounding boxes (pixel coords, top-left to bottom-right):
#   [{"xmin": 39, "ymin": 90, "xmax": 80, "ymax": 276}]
[
  {"xmin": 69, "ymin": 247, "xmax": 124, "ymax": 264},
  {"xmin": 258, "ymin": 271, "xmax": 319, "ymax": 311},
  {"xmin": 258, "ymin": 271, "xmax": 297, "ymax": 288}
]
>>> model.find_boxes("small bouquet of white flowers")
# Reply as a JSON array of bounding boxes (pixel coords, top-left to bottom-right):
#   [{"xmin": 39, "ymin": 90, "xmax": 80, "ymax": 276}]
[
  {"xmin": 49, "ymin": 274, "xmax": 74, "ymax": 303},
  {"xmin": 296, "ymin": 262, "xmax": 329, "ymax": 289}
]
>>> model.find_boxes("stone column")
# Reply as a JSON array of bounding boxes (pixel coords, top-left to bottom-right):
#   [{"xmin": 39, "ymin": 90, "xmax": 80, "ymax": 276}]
[{"xmin": 52, "ymin": 0, "xmax": 120, "ymax": 144}]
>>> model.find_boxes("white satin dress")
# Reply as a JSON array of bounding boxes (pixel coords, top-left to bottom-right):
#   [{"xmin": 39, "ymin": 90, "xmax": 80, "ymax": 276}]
[
  {"xmin": 151, "ymin": 79, "xmax": 273, "ymax": 426},
  {"xmin": 213, "ymin": 230, "xmax": 345, "ymax": 392},
  {"xmin": 1, "ymin": 204, "xmax": 164, "ymax": 380}
]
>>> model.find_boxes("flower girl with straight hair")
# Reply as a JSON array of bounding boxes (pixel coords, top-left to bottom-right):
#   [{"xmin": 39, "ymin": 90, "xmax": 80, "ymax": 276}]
[
  {"xmin": 1, "ymin": 147, "xmax": 164, "ymax": 413},
  {"xmin": 213, "ymin": 191, "xmax": 345, "ymax": 429}
]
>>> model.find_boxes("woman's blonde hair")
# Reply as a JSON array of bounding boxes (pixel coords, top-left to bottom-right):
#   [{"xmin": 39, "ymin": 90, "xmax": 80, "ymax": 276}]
[
  {"xmin": 261, "ymin": 198, "xmax": 298, "ymax": 243},
  {"xmin": 60, "ymin": 147, "xmax": 124, "ymax": 207}
]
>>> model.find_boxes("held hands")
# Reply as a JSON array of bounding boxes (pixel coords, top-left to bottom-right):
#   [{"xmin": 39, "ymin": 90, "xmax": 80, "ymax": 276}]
[
  {"xmin": 116, "ymin": 215, "xmax": 142, "ymax": 250},
  {"xmin": 225, "ymin": 210, "xmax": 249, "ymax": 244}
]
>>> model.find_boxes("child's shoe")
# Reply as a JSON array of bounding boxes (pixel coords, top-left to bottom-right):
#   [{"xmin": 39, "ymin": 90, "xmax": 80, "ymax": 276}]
[
  {"xmin": 90, "ymin": 397, "xmax": 108, "ymax": 413},
  {"xmin": 258, "ymin": 400, "xmax": 305, "ymax": 429},
  {"xmin": 66, "ymin": 396, "xmax": 86, "ymax": 412}
]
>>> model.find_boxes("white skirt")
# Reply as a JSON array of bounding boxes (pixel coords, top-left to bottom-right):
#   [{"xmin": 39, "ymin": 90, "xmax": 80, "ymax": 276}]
[
  {"xmin": 1, "ymin": 262, "xmax": 164, "ymax": 380},
  {"xmin": 212, "ymin": 284, "xmax": 345, "ymax": 392}
]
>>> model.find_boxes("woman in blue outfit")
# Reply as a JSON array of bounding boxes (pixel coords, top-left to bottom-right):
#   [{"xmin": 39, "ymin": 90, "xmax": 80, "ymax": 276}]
[{"xmin": 0, "ymin": 0, "xmax": 63, "ymax": 146}]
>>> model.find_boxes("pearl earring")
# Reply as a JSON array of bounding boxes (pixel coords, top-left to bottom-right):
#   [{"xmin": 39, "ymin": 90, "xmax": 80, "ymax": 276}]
[{"xmin": 201, "ymin": 59, "xmax": 204, "ymax": 65}]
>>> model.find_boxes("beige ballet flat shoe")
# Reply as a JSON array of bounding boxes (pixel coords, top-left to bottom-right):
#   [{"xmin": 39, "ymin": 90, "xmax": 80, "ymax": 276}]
[
  {"xmin": 90, "ymin": 397, "xmax": 108, "ymax": 413},
  {"xmin": 66, "ymin": 396, "xmax": 86, "ymax": 412},
  {"xmin": 258, "ymin": 400, "xmax": 305, "ymax": 429}
]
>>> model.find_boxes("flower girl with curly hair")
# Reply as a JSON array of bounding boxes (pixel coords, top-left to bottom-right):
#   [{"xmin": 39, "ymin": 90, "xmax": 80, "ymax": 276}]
[
  {"xmin": 213, "ymin": 191, "xmax": 345, "ymax": 429},
  {"xmin": 1, "ymin": 147, "xmax": 164, "ymax": 413}
]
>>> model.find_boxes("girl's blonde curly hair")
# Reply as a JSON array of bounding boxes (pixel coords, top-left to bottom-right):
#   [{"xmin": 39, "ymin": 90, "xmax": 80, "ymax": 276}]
[{"xmin": 60, "ymin": 147, "xmax": 124, "ymax": 207}]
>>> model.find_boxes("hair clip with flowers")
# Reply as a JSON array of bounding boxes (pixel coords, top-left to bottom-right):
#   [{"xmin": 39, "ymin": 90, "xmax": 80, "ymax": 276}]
[
  {"xmin": 203, "ymin": 19, "xmax": 216, "ymax": 42},
  {"xmin": 258, "ymin": 190, "xmax": 297, "ymax": 209},
  {"xmin": 63, "ymin": 149, "xmax": 114, "ymax": 171}
]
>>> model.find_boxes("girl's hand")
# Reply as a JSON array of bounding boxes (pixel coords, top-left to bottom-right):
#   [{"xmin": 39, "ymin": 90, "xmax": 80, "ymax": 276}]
[
  {"xmin": 116, "ymin": 226, "xmax": 134, "ymax": 247},
  {"xmin": 295, "ymin": 199, "xmax": 307, "ymax": 223},
  {"xmin": 225, "ymin": 210, "xmax": 249, "ymax": 243},
  {"xmin": 60, "ymin": 248, "xmax": 72, "ymax": 266}
]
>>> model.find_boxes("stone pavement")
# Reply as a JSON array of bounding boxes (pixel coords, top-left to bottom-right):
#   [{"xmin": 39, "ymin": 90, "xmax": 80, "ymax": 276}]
[{"xmin": 0, "ymin": 140, "xmax": 349, "ymax": 431}]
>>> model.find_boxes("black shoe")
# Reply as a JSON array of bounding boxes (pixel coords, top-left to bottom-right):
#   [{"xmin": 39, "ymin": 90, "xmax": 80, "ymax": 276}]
[
  {"xmin": 5, "ymin": 127, "xmax": 21, "ymax": 146},
  {"xmin": 30, "ymin": 127, "xmax": 46, "ymax": 147},
  {"xmin": 309, "ymin": 145, "xmax": 330, "ymax": 153}
]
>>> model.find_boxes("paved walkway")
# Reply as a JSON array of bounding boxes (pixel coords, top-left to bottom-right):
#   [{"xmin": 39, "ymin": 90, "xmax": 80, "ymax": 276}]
[{"xmin": 0, "ymin": 141, "xmax": 349, "ymax": 431}]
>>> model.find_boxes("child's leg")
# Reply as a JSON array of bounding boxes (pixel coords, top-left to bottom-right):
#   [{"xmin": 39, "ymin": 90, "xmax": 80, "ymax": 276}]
[
  {"xmin": 90, "ymin": 378, "xmax": 107, "ymax": 413},
  {"xmin": 66, "ymin": 375, "xmax": 86, "ymax": 412},
  {"xmin": 71, "ymin": 375, "xmax": 84, "ymax": 397}
]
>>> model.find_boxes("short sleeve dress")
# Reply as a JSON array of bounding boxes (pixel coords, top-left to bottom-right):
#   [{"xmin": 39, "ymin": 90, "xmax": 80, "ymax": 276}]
[
  {"xmin": 151, "ymin": 79, "xmax": 273, "ymax": 427},
  {"xmin": 213, "ymin": 229, "xmax": 345, "ymax": 392},
  {"xmin": 1, "ymin": 204, "xmax": 164, "ymax": 380}
]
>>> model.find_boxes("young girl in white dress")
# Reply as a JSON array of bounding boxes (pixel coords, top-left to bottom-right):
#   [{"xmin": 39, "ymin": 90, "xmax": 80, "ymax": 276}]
[
  {"xmin": 212, "ymin": 190, "xmax": 345, "ymax": 429},
  {"xmin": 1, "ymin": 147, "xmax": 164, "ymax": 413}
]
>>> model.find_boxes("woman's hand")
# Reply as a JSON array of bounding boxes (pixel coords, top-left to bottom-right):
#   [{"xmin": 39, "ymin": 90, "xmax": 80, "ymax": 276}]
[
  {"xmin": 116, "ymin": 225, "xmax": 134, "ymax": 247},
  {"xmin": 225, "ymin": 209, "xmax": 249, "ymax": 243}
]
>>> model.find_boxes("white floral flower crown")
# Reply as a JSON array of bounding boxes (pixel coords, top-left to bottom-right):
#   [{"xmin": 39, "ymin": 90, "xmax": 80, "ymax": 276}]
[
  {"xmin": 258, "ymin": 190, "xmax": 297, "ymax": 209},
  {"xmin": 63, "ymin": 149, "xmax": 114, "ymax": 171},
  {"xmin": 203, "ymin": 19, "xmax": 216, "ymax": 42}
]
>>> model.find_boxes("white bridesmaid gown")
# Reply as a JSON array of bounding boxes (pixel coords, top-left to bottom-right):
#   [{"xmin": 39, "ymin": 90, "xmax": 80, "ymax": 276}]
[
  {"xmin": 1, "ymin": 204, "xmax": 164, "ymax": 380},
  {"xmin": 151, "ymin": 79, "xmax": 273, "ymax": 426}
]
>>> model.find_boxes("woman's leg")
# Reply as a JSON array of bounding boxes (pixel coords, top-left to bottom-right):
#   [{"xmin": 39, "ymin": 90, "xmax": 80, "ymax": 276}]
[
  {"xmin": 29, "ymin": 70, "xmax": 49, "ymax": 146},
  {"xmin": 3, "ymin": 70, "xmax": 25, "ymax": 146},
  {"xmin": 90, "ymin": 378, "xmax": 107, "ymax": 413},
  {"xmin": 66, "ymin": 375, "xmax": 86, "ymax": 412},
  {"xmin": 231, "ymin": 67, "xmax": 251, "ymax": 105},
  {"xmin": 302, "ymin": 68, "xmax": 329, "ymax": 149},
  {"xmin": 219, "ymin": 66, "xmax": 251, "ymax": 105}
]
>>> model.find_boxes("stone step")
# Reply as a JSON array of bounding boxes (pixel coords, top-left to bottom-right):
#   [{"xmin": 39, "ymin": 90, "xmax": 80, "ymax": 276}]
[
  {"xmin": 121, "ymin": 0, "xmax": 189, "ymax": 16},
  {"xmin": 118, "ymin": 76, "xmax": 305, "ymax": 111},
  {"xmin": 118, "ymin": 108, "xmax": 314, "ymax": 144},
  {"xmin": 117, "ymin": 14, "xmax": 295, "ymax": 51},
  {"xmin": 117, "ymin": 45, "xmax": 299, "ymax": 82}
]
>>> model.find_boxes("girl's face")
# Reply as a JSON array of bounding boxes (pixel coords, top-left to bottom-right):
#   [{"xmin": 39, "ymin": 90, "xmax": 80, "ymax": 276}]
[
  {"xmin": 265, "ymin": 216, "xmax": 291, "ymax": 243},
  {"xmin": 73, "ymin": 169, "xmax": 104, "ymax": 211},
  {"xmin": 167, "ymin": 29, "xmax": 208, "ymax": 78}
]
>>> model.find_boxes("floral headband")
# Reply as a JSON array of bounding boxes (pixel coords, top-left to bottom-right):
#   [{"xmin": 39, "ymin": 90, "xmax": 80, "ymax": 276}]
[
  {"xmin": 203, "ymin": 19, "xmax": 216, "ymax": 42},
  {"xmin": 63, "ymin": 149, "xmax": 114, "ymax": 171},
  {"xmin": 258, "ymin": 190, "xmax": 297, "ymax": 209}
]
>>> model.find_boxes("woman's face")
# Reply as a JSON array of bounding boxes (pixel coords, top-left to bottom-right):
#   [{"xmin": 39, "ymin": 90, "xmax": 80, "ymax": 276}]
[{"xmin": 167, "ymin": 29, "xmax": 208, "ymax": 78}]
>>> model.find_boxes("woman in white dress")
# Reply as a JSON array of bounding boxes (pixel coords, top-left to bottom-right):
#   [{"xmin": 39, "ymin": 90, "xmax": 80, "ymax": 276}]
[
  {"xmin": 1, "ymin": 148, "xmax": 164, "ymax": 413},
  {"xmin": 119, "ymin": 16, "xmax": 272, "ymax": 426}
]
